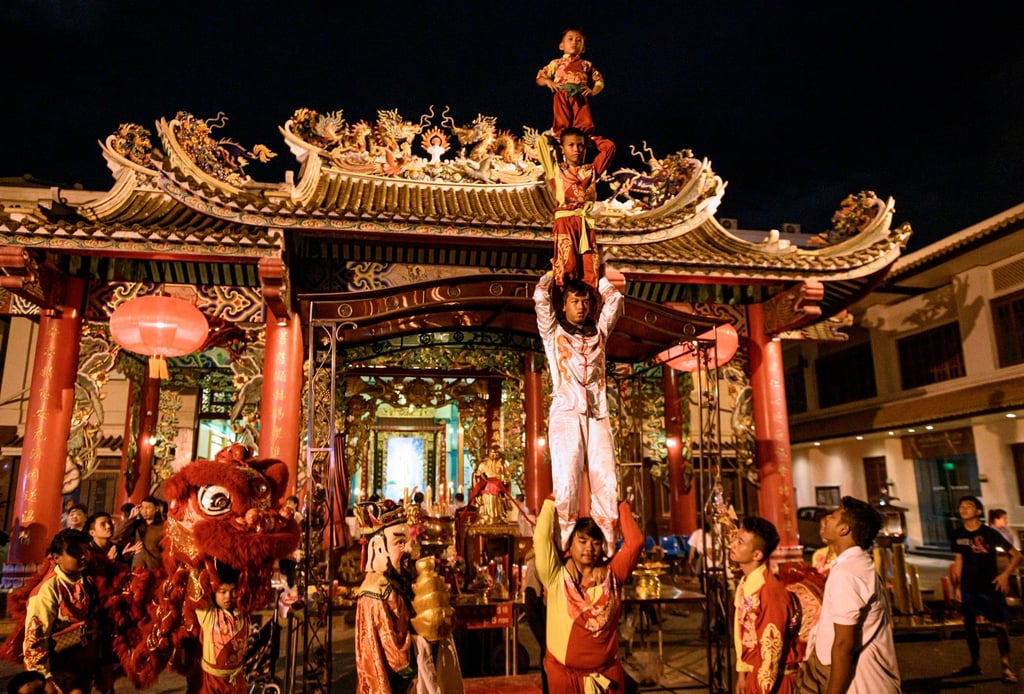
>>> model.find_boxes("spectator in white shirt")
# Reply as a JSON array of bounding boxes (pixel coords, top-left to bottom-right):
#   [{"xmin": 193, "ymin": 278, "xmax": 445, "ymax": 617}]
[{"xmin": 797, "ymin": 496, "xmax": 900, "ymax": 694}]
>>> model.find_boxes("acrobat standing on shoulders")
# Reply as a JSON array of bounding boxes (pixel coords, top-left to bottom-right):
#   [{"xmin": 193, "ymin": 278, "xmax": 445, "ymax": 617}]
[
  {"xmin": 534, "ymin": 264, "xmax": 623, "ymax": 556},
  {"xmin": 536, "ymin": 27, "xmax": 604, "ymax": 137},
  {"xmin": 536, "ymin": 127, "xmax": 615, "ymax": 294}
]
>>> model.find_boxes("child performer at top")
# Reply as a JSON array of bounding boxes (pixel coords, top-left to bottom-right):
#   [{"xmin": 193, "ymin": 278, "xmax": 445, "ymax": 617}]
[
  {"xmin": 188, "ymin": 567, "xmax": 250, "ymax": 694},
  {"xmin": 536, "ymin": 27, "xmax": 605, "ymax": 137},
  {"xmin": 536, "ymin": 128, "xmax": 615, "ymax": 293},
  {"xmin": 534, "ymin": 268, "xmax": 623, "ymax": 555}
]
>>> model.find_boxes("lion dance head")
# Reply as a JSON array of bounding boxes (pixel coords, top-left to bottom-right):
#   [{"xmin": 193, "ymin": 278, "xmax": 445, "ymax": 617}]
[{"xmin": 120, "ymin": 444, "xmax": 300, "ymax": 687}]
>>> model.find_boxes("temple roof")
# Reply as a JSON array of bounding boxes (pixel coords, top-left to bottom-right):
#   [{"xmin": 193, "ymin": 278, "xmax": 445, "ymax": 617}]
[{"xmin": 0, "ymin": 109, "xmax": 913, "ymax": 336}]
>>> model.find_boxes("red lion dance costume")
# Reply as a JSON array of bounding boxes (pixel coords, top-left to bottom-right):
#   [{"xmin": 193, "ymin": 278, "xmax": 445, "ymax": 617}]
[{"xmin": 111, "ymin": 444, "xmax": 300, "ymax": 687}]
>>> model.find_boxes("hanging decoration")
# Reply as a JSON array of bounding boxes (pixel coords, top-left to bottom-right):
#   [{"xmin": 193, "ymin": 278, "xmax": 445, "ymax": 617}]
[
  {"xmin": 109, "ymin": 294, "xmax": 209, "ymax": 378},
  {"xmin": 655, "ymin": 323, "xmax": 738, "ymax": 373}
]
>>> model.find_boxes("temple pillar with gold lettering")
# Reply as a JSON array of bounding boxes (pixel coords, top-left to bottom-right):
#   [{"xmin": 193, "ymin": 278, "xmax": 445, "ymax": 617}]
[
  {"xmin": 259, "ymin": 314, "xmax": 303, "ymax": 495},
  {"xmin": 747, "ymin": 304, "xmax": 800, "ymax": 559},
  {"xmin": 523, "ymin": 352, "xmax": 550, "ymax": 515},
  {"xmin": 2, "ymin": 277, "xmax": 85, "ymax": 585},
  {"xmin": 664, "ymin": 366, "xmax": 697, "ymax": 535},
  {"xmin": 117, "ymin": 373, "xmax": 161, "ymax": 507}
]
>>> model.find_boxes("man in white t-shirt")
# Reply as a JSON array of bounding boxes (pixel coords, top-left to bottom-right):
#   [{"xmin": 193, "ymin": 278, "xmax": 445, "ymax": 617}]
[{"xmin": 796, "ymin": 495, "xmax": 900, "ymax": 694}]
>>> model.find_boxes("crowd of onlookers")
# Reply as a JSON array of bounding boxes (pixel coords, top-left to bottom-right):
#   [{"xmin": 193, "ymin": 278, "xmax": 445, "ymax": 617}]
[
  {"xmin": 59, "ymin": 495, "xmax": 166, "ymax": 570},
  {"xmin": 1, "ymin": 495, "xmax": 168, "ymax": 694}
]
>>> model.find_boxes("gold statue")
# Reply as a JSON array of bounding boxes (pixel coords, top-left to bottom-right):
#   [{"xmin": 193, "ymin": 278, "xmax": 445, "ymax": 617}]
[
  {"xmin": 470, "ymin": 447, "xmax": 512, "ymax": 524},
  {"xmin": 410, "ymin": 557, "xmax": 455, "ymax": 642}
]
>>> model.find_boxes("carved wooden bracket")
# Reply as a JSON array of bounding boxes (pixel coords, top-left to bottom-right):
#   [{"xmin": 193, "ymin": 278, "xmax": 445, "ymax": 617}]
[
  {"xmin": 0, "ymin": 247, "xmax": 65, "ymax": 313},
  {"xmin": 761, "ymin": 279, "xmax": 824, "ymax": 334},
  {"xmin": 258, "ymin": 256, "xmax": 291, "ymax": 321}
]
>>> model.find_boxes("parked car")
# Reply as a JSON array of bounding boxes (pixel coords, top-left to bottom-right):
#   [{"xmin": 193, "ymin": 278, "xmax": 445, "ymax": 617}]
[{"xmin": 797, "ymin": 506, "xmax": 831, "ymax": 549}]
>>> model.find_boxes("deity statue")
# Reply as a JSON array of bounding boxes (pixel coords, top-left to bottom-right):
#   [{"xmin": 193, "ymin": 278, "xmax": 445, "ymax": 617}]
[{"xmin": 470, "ymin": 447, "xmax": 512, "ymax": 524}]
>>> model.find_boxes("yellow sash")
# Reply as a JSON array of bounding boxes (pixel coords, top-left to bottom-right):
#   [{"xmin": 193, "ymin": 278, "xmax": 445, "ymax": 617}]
[{"xmin": 554, "ymin": 203, "xmax": 595, "ymax": 253}]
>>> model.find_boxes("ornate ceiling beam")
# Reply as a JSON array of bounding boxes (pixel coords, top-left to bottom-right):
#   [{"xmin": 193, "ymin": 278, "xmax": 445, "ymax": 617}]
[
  {"xmin": 259, "ymin": 255, "xmax": 291, "ymax": 321},
  {"xmin": 759, "ymin": 280, "xmax": 825, "ymax": 335},
  {"xmin": 0, "ymin": 247, "xmax": 65, "ymax": 313}
]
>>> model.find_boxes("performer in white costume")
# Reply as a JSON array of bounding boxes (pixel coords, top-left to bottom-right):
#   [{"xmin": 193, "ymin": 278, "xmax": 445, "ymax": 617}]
[{"xmin": 534, "ymin": 269, "xmax": 624, "ymax": 554}]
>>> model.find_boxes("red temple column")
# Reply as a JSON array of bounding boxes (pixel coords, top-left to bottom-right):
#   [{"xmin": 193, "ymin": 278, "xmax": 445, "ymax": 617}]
[
  {"xmin": 523, "ymin": 352, "xmax": 550, "ymax": 514},
  {"xmin": 3, "ymin": 278, "xmax": 85, "ymax": 579},
  {"xmin": 747, "ymin": 304, "xmax": 800, "ymax": 560},
  {"xmin": 139, "ymin": 376, "xmax": 160, "ymax": 501},
  {"xmin": 259, "ymin": 314, "xmax": 303, "ymax": 495},
  {"xmin": 664, "ymin": 366, "xmax": 697, "ymax": 535}
]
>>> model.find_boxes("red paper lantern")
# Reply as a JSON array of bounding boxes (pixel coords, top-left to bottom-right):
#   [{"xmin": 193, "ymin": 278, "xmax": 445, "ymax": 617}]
[
  {"xmin": 110, "ymin": 295, "xmax": 209, "ymax": 378},
  {"xmin": 657, "ymin": 323, "xmax": 738, "ymax": 373}
]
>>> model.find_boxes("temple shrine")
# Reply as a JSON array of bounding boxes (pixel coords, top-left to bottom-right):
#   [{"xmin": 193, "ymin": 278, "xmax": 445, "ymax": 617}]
[{"xmin": 0, "ymin": 106, "xmax": 911, "ymax": 687}]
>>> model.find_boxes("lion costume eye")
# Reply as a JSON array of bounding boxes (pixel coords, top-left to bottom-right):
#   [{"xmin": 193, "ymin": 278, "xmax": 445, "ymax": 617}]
[{"xmin": 197, "ymin": 485, "xmax": 232, "ymax": 515}]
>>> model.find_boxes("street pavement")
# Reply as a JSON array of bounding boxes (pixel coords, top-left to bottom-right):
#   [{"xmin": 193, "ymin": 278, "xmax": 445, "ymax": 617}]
[{"xmin": 2, "ymin": 552, "xmax": 1022, "ymax": 692}]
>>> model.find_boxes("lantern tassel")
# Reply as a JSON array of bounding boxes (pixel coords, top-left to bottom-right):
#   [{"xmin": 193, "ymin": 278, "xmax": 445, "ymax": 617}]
[{"xmin": 149, "ymin": 355, "xmax": 169, "ymax": 379}]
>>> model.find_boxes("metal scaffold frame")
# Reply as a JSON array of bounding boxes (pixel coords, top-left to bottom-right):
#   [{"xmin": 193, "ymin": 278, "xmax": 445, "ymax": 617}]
[
  {"xmin": 692, "ymin": 332, "xmax": 734, "ymax": 694},
  {"xmin": 290, "ymin": 317, "xmax": 347, "ymax": 693}
]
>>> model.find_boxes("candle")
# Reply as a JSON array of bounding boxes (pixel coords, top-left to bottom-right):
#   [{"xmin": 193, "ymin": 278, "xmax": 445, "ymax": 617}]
[
  {"xmin": 426, "ymin": 485, "xmax": 433, "ymax": 507},
  {"xmin": 403, "ymin": 487, "xmax": 409, "ymax": 505}
]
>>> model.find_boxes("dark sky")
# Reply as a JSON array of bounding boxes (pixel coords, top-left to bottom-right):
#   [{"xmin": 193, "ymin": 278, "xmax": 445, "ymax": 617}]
[{"xmin": 3, "ymin": 2, "xmax": 1022, "ymax": 250}]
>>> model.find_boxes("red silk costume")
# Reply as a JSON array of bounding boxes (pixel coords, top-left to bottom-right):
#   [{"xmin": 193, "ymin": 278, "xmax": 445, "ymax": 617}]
[
  {"xmin": 537, "ymin": 55, "xmax": 605, "ymax": 135},
  {"xmin": 537, "ymin": 134, "xmax": 616, "ymax": 293},
  {"xmin": 355, "ymin": 580, "xmax": 413, "ymax": 694},
  {"xmin": 534, "ymin": 498, "xmax": 643, "ymax": 693},
  {"xmin": 733, "ymin": 565, "xmax": 803, "ymax": 694}
]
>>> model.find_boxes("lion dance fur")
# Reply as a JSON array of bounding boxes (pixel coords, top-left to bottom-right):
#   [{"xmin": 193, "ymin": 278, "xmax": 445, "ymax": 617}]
[{"xmin": 107, "ymin": 444, "xmax": 300, "ymax": 687}]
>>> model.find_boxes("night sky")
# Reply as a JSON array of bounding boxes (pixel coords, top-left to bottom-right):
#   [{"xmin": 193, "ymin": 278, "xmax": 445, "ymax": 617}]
[{"xmin": 3, "ymin": 1, "xmax": 1022, "ymax": 250}]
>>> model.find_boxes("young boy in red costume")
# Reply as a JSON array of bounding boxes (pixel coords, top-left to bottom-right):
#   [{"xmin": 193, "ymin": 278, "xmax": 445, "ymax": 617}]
[
  {"xmin": 536, "ymin": 128, "xmax": 615, "ymax": 294},
  {"xmin": 536, "ymin": 27, "xmax": 604, "ymax": 136},
  {"xmin": 729, "ymin": 516, "xmax": 802, "ymax": 693},
  {"xmin": 187, "ymin": 566, "xmax": 250, "ymax": 693},
  {"xmin": 22, "ymin": 529, "xmax": 99, "ymax": 694}
]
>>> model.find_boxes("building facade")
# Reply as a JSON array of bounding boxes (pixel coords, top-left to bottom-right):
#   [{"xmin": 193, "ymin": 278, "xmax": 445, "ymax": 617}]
[{"xmin": 787, "ymin": 203, "xmax": 1024, "ymax": 550}]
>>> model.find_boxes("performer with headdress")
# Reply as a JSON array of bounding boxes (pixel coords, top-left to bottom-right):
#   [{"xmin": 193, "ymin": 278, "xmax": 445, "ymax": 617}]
[{"xmin": 354, "ymin": 500, "xmax": 416, "ymax": 694}]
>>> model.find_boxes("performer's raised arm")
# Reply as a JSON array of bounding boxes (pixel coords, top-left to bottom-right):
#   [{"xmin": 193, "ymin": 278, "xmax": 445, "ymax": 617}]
[
  {"xmin": 533, "ymin": 271, "xmax": 558, "ymax": 340},
  {"xmin": 533, "ymin": 497, "xmax": 562, "ymax": 588},
  {"xmin": 596, "ymin": 274, "xmax": 624, "ymax": 339}
]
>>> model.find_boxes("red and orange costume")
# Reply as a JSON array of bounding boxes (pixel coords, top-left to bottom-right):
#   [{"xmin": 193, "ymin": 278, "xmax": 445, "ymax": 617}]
[
  {"xmin": 537, "ymin": 133, "xmax": 616, "ymax": 293},
  {"xmin": 355, "ymin": 580, "xmax": 414, "ymax": 694},
  {"xmin": 21, "ymin": 564, "xmax": 99, "ymax": 693},
  {"xmin": 534, "ymin": 497, "xmax": 643, "ymax": 693},
  {"xmin": 733, "ymin": 565, "xmax": 803, "ymax": 694},
  {"xmin": 537, "ymin": 55, "xmax": 605, "ymax": 136},
  {"xmin": 353, "ymin": 500, "xmax": 416, "ymax": 694},
  {"xmin": 189, "ymin": 605, "xmax": 250, "ymax": 694}
]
